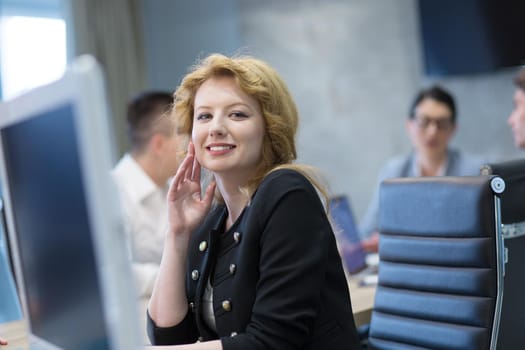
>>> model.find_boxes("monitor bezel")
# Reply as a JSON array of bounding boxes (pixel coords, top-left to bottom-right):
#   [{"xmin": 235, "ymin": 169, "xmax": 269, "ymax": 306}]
[{"xmin": 0, "ymin": 56, "xmax": 141, "ymax": 350}]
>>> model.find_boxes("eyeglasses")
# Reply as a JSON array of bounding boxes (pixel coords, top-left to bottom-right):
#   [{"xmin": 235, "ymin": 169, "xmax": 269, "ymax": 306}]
[{"xmin": 412, "ymin": 115, "xmax": 454, "ymax": 131}]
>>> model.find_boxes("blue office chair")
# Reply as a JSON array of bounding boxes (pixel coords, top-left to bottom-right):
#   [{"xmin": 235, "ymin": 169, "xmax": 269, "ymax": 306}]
[
  {"xmin": 481, "ymin": 158, "xmax": 525, "ymax": 350},
  {"xmin": 365, "ymin": 176, "xmax": 505, "ymax": 350}
]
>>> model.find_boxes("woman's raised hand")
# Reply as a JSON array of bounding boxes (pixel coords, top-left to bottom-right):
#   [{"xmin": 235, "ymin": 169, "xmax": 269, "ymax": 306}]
[{"xmin": 167, "ymin": 142, "xmax": 216, "ymax": 238}]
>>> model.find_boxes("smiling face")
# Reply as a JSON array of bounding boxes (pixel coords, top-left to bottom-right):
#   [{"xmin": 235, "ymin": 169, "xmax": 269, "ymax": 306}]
[
  {"xmin": 192, "ymin": 75, "xmax": 265, "ymax": 182},
  {"xmin": 507, "ymin": 88, "xmax": 525, "ymax": 149},
  {"xmin": 406, "ymin": 97, "xmax": 456, "ymax": 160},
  {"xmin": 174, "ymin": 54, "xmax": 300, "ymax": 193}
]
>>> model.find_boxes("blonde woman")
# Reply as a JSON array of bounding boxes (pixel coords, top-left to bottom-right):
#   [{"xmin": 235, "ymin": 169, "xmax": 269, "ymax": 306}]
[{"xmin": 147, "ymin": 54, "xmax": 360, "ymax": 350}]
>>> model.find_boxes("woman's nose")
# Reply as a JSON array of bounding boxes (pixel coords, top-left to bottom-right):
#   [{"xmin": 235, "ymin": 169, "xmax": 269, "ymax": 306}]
[{"xmin": 209, "ymin": 116, "xmax": 226, "ymax": 137}]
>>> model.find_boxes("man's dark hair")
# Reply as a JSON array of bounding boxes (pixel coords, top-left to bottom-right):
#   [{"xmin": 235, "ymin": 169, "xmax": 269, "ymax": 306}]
[
  {"xmin": 127, "ymin": 91, "xmax": 174, "ymax": 151},
  {"xmin": 408, "ymin": 85, "xmax": 457, "ymax": 123}
]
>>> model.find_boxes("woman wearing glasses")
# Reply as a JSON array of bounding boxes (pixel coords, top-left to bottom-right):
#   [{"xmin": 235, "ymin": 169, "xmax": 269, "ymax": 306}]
[{"xmin": 359, "ymin": 85, "xmax": 486, "ymax": 252}]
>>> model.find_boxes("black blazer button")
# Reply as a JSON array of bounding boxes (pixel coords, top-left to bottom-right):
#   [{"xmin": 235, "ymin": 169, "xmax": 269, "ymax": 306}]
[
  {"xmin": 229, "ymin": 264, "xmax": 236, "ymax": 275},
  {"xmin": 191, "ymin": 269, "xmax": 200, "ymax": 281},
  {"xmin": 199, "ymin": 240, "xmax": 208, "ymax": 252}
]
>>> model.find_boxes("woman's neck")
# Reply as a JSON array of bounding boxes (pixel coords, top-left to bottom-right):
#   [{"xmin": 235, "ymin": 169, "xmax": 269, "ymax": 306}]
[{"xmin": 215, "ymin": 176, "xmax": 250, "ymax": 230}]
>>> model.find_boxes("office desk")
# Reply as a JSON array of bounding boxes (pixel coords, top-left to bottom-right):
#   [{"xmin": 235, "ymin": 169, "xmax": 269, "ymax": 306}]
[
  {"xmin": 0, "ymin": 320, "xmax": 27, "ymax": 350},
  {"xmin": 0, "ymin": 282, "xmax": 375, "ymax": 349},
  {"xmin": 349, "ymin": 278, "xmax": 376, "ymax": 327}
]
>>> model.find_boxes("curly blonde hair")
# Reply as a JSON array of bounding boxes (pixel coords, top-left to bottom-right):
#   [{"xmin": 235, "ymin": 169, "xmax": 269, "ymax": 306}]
[{"xmin": 173, "ymin": 53, "xmax": 328, "ymax": 203}]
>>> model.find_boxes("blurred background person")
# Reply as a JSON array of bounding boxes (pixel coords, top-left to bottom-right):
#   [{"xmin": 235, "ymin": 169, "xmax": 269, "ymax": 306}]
[
  {"xmin": 359, "ymin": 85, "xmax": 486, "ymax": 252},
  {"xmin": 508, "ymin": 68, "xmax": 525, "ymax": 149},
  {"xmin": 112, "ymin": 91, "xmax": 187, "ymax": 298}
]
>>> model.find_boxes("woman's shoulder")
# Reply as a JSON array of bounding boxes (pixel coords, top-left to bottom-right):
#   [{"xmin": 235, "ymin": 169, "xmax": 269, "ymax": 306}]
[
  {"xmin": 249, "ymin": 167, "xmax": 320, "ymax": 213},
  {"xmin": 252, "ymin": 168, "xmax": 316, "ymax": 203},
  {"xmin": 247, "ymin": 168, "xmax": 325, "ymax": 229},
  {"xmin": 258, "ymin": 168, "xmax": 314, "ymax": 194}
]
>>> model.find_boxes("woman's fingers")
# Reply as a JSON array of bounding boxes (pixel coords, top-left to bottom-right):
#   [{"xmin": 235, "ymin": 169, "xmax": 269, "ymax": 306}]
[
  {"xmin": 183, "ymin": 156, "xmax": 193, "ymax": 182},
  {"xmin": 173, "ymin": 155, "xmax": 191, "ymax": 183},
  {"xmin": 188, "ymin": 141, "xmax": 195, "ymax": 157},
  {"xmin": 183, "ymin": 142, "xmax": 194, "ymax": 181},
  {"xmin": 169, "ymin": 151, "xmax": 194, "ymax": 196},
  {"xmin": 192, "ymin": 156, "xmax": 201, "ymax": 182},
  {"xmin": 188, "ymin": 142, "xmax": 199, "ymax": 181},
  {"xmin": 178, "ymin": 142, "xmax": 192, "ymax": 182}
]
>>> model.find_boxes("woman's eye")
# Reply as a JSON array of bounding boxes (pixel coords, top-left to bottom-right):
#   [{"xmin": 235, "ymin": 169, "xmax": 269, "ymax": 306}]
[
  {"xmin": 230, "ymin": 111, "xmax": 248, "ymax": 119},
  {"xmin": 196, "ymin": 113, "xmax": 212, "ymax": 121}
]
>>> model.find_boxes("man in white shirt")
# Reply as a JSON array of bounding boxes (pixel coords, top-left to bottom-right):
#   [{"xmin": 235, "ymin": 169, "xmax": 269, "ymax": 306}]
[{"xmin": 112, "ymin": 91, "xmax": 186, "ymax": 298}]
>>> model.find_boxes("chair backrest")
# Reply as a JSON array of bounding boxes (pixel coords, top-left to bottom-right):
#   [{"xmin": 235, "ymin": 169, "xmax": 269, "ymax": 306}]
[
  {"xmin": 368, "ymin": 176, "xmax": 505, "ymax": 350},
  {"xmin": 481, "ymin": 158, "xmax": 525, "ymax": 225},
  {"xmin": 481, "ymin": 158, "xmax": 525, "ymax": 350}
]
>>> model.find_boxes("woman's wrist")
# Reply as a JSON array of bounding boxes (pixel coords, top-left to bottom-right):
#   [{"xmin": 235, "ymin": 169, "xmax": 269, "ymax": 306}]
[{"xmin": 165, "ymin": 231, "xmax": 191, "ymax": 256}]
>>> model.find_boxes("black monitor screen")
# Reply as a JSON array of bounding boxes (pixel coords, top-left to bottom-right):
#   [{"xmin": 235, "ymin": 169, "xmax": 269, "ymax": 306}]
[
  {"xmin": 1, "ymin": 103, "xmax": 110, "ymax": 349},
  {"xmin": 419, "ymin": 0, "xmax": 525, "ymax": 76}
]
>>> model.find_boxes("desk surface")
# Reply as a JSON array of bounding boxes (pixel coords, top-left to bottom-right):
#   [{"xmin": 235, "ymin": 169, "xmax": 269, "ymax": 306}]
[
  {"xmin": 0, "ymin": 320, "xmax": 27, "ymax": 350},
  {"xmin": 0, "ymin": 280, "xmax": 375, "ymax": 349},
  {"xmin": 349, "ymin": 278, "xmax": 376, "ymax": 327}
]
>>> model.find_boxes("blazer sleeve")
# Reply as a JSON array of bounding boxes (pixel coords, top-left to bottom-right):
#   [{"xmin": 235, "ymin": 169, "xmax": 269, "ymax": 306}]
[
  {"xmin": 146, "ymin": 309, "xmax": 199, "ymax": 345},
  {"xmin": 221, "ymin": 170, "xmax": 334, "ymax": 350}
]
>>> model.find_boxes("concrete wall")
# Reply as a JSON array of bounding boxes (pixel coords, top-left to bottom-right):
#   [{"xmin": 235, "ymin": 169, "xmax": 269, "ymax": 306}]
[
  {"xmin": 141, "ymin": 0, "xmax": 523, "ymax": 224},
  {"xmin": 140, "ymin": 0, "xmax": 241, "ymax": 92}
]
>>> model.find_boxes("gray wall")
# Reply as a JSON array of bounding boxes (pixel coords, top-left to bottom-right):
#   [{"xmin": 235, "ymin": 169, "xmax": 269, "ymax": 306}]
[
  {"xmin": 141, "ymin": 0, "xmax": 242, "ymax": 92},
  {"xmin": 141, "ymin": 0, "xmax": 523, "ymax": 224}
]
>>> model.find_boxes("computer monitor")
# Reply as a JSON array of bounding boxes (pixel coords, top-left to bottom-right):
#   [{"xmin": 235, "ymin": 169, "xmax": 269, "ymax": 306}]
[
  {"xmin": 0, "ymin": 182, "xmax": 22, "ymax": 303},
  {"xmin": 0, "ymin": 56, "xmax": 141, "ymax": 349},
  {"xmin": 0, "ymin": 193, "xmax": 22, "ymax": 324}
]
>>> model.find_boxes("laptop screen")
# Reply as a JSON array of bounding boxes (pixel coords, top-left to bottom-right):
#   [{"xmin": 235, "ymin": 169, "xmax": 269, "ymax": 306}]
[{"xmin": 329, "ymin": 195, "xmax": 367, "ymax": 274}]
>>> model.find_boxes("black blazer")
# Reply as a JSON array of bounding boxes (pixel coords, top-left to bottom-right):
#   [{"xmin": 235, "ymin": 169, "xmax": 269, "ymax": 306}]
[{"xmin": 148, "ymin": 169, "xmax": 360, "ymax": 349}]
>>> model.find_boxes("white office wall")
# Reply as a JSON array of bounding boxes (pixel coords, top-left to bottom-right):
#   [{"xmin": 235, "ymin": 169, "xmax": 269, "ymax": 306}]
[{"xmin": 140, "ymin": 0, "xmax": 523, "ymax": 223}]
